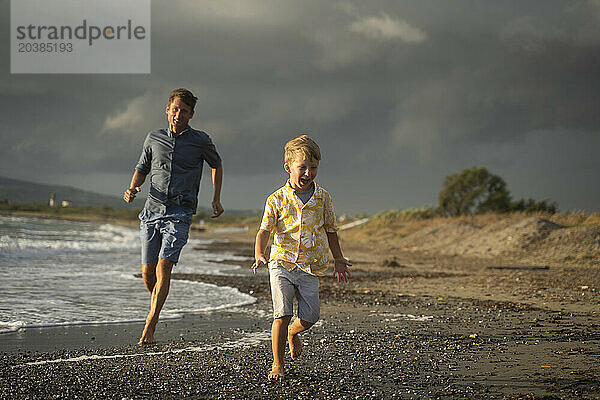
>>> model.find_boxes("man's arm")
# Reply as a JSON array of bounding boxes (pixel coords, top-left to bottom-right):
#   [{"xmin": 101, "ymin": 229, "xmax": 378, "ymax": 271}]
[
  {"xmin": 326, "ymin": 231, "xmax": 352, "ymax": 283},
  {"xmin": 251, "ymin": 229, "xmax": 270, "ymax": 274},
  {"xmin": 123, "ymin": 170, "xmax": 147, "ymax": 203},
  {"xmin": 210, "ymin": 164, "xmax": 224, "ymax": 218}
]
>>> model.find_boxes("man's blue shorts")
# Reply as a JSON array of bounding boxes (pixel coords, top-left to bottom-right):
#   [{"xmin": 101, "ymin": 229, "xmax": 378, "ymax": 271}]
[{"xmin": 139, "ymin": 205, "xmax": 193, "ymax": 265}]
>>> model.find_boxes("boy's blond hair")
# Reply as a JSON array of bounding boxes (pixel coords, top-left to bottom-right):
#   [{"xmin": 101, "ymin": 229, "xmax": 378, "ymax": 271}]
[{"xmin": 284, "ymin": 134, "xmax": 322, "ymax": 165}]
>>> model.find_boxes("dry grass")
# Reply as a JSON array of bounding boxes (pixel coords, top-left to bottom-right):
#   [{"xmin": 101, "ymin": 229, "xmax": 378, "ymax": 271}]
[
  {"xmin": 547, "ymin": 210, "xmax": 600, "ymax": 227},
  {"xmin": 341, "ymin": 210, "xmax": 600, "ymax": 244}
]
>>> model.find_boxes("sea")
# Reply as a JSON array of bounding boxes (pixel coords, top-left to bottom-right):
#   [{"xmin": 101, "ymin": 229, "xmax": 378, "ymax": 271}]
[{"xmin": 0, "ymin": 215, "xmax": 256, "ymax": 334}]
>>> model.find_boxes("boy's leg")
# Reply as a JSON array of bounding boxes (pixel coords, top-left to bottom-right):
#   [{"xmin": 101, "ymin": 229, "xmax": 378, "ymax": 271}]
[
  {"xmin": 270, "ymin": 315, "xmax": 292, "ymax": 381},
  {"xmin": 287, "ymin": 318, "xmax": 314, "ymax": 360},
  {"xmin": 289, "ymin": 268, "xmax": 320, "ymax": 360},
  {"xmin": 288, "ymin": 318, "xmax": 314, "ymax": 360},
  {"xmin": 269, "ymin": 263, "xmax": 295, "ymax": 380}
]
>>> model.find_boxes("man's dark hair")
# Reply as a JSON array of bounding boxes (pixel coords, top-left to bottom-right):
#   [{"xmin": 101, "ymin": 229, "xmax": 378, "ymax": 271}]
[{"xmin": 168, "ymin": 88, "xmax": 198, "ymax": 111}]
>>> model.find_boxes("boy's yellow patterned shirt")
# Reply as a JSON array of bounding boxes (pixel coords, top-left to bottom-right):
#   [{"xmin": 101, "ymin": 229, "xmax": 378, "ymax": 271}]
[{"xmin": 260, "ymin": 181, "xmax": 338, "ymax": 276}]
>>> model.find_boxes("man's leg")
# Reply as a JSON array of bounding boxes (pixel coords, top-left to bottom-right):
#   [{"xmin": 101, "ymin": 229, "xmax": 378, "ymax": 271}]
[
  {"xmin": 140, "ymin": 217, "xmax": 160, "ymax": 296},
  {"xmin": 139, "ymin": 257, "xmax": 174, "ymax": 345},
  {"xmin": 141, "ymin": 262, "xmax": 158, "ymax": 294},
  {"xmin": 270, "ymin": 315, "xmax": 292, "ymax": 381}
]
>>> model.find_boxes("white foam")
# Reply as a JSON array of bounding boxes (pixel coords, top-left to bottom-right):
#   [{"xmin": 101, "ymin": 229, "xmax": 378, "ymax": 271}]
[
  {"xmin": 0, "ymin": 223, "xmax": 140, "ymax": 258},
  {"xmin": 0, "ymin": 321, "xmax": 27, "ymax": 334},
  {"xmin": 370, "ymin": 313, "xmax": 434, "ymax": 322},
  {"xmin": 212, "ymin": 226, "xmax": 249, "ymax": 233},
  {"xmin": 18, "ymin": 331, "xmax": 271, "ymax": 366},
  {"xmin": 0, "ymin": 315, "xmax": 182, "ymax": 334},
  {"xmin": 175, "ymin": 261, "xmax": 242, "ymax": 275}
]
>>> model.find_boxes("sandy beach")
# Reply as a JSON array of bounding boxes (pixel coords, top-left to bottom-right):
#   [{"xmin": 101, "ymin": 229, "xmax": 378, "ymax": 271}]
[{"xmin": 1, "ymin": 226, "xmax": 599, "ymax": 399}]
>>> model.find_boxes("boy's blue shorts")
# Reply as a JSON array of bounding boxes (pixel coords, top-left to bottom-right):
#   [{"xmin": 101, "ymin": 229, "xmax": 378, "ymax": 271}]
[{"xmin": 139, "ymin": 206, "xmax": 193, "ymax": 265}]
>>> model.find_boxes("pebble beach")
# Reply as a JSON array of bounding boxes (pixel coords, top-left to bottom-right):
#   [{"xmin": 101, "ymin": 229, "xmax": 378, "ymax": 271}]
[{"xmin": 1, "ymin": 232, "xmax": 599, "ymax": 399}]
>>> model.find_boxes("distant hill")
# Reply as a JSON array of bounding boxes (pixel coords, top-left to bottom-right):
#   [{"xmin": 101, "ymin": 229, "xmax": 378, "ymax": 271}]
[
  {"xmin": 0, "ymin": 176, "xmax": 262, "ymax": 216},
  {"xmin": 0, "ymin": 176, "xmax": 126, "ymax": 208}
]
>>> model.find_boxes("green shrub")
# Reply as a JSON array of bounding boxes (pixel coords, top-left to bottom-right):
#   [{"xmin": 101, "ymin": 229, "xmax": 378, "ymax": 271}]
[{"xmin": 374, "ymin": 207, "xmax": 437, "ymax": 224}]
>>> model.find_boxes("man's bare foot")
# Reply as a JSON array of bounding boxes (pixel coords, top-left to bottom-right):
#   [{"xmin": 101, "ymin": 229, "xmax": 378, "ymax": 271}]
[
  {"xmin": 138, "ymin": 324, "xmax": 156, "ymax": 345},
  {"xmin": 268, "ymin": 364, "xmax": 285, "ymax": 381},
  {"xmin": 288, "ymin": 332, "xmax": 303, "ymax": 360}
]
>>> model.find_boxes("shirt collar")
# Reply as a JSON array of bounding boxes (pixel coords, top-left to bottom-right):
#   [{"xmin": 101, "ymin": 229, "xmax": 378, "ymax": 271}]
[
  {"xmin": 284, "ymin": 180, "xmax": 321, "ymax": 197},
  {"xmin": 168, "ymin": 125, "xmax": 191, "ymax": 138}
]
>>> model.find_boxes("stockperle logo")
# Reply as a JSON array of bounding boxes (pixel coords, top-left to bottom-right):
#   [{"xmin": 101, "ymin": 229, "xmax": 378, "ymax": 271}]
[{"xmin": 11, "ymin": 0, "xmax": 150, "ymax": 74}]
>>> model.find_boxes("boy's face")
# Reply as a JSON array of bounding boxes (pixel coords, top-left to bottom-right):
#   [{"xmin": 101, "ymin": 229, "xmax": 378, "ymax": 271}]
[
  {"xmin": 166, "ymin": 97, "xmax": 194, "ymax": 134},
  {"xmin": 284, "ymin": 157, "xmax": 319, "ymax": 192}
]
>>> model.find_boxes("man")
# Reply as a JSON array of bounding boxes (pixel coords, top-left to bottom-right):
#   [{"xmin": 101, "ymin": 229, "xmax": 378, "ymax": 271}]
[{"xmin": 123, "ymin": 88, "xmax": 224, "ymax": 345}]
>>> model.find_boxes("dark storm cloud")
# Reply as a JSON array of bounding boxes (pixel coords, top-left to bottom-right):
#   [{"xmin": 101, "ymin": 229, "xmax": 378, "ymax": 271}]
[{"xmin": 1, "ymin": 0, "xmax": 599, "ymax": 212}]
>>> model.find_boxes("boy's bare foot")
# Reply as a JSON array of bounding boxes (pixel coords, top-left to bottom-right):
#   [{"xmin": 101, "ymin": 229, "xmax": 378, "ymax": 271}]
[
  {"xmin": 288, "ymin": 332, "xmax": 303, "ymax": 360},
  {"xmin": 268, "ymin": 364, "xmax": 285, "ymax": 381}
]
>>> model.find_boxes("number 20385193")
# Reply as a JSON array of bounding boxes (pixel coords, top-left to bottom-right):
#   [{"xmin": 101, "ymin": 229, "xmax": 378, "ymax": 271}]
[{"xmin": 18, "ymin": 42, "xmax": 73, "ymax": 53}]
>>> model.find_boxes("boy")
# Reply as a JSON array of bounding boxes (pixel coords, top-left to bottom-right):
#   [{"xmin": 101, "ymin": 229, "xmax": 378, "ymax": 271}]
[{"xmin": 252, "ymin": 134, "xmax": 351, "ymax": 381}]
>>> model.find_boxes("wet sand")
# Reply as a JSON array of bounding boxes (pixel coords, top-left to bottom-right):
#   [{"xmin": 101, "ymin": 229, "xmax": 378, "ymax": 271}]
[{"xmin": 1, "ymin": 232, "xmax": 599, "ymax": 399}]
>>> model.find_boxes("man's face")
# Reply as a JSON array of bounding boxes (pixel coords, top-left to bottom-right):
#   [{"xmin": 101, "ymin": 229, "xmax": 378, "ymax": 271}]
[
  {"xmin": 285, "ymin": 157, "xmax": 319, "ymax": 192},
  {"xmin": 166, "ymin": 97, "xmax": 194, "ymax": 134}
]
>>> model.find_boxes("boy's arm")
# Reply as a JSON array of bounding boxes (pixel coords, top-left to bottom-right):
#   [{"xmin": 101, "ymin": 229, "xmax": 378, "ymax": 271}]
[
  {"xmin": 123, "ymin": 170, "xmax": 146, "ymax": 203},
  {"xmin": 326, "ymin": 231, "xmax": 352, "ymax": 283},
  {"xmin": 252, "ymin": 229, "xmax": 271, "ymax": 274},
  {"xmin": 210, "ymin": 164, "xmax": 224, "ymax": 218}
]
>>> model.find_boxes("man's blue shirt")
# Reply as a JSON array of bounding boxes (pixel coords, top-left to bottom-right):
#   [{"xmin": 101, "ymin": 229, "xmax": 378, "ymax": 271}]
[{"xmin": 135, "ymin": 126, "xmax": 221, "ymax": 214}]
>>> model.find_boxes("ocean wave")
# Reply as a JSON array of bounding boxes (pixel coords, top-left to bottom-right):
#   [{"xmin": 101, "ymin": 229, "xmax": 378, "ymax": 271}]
[
  {"xmin": 0, "ymin": 235, "xmax": 138, "ymax": 258},
  {"xmin": 0, "ymin": 294, "xmax": 257, "ymax": 334},
  {"xmin": 0, "ymin": 315, "xmax": 182, "ymax": 334},
  {"xmin": 0, "ymin": 276, "xmax": 257, "ymax": 334},
  {"xmin": 0, "ymin": 222, "xmax": 141, "ymax": 258},
  {"xmin": 0, "ymin": 216, "xmax": 257, "ymax": 335}
]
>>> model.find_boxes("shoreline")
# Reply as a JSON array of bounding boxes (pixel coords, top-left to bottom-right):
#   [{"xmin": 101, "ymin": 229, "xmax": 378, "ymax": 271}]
[{"xmin": 0, "ymin": 300, "xmax": 271, "ymax": 355}]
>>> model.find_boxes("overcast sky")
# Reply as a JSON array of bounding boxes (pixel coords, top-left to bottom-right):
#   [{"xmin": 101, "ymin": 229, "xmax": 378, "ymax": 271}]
[{"xmin": 2, "ymin": 0, "xmax": 599, "ymax": 214}]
